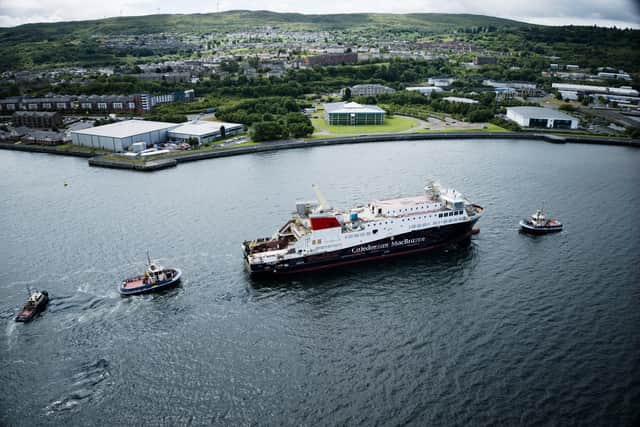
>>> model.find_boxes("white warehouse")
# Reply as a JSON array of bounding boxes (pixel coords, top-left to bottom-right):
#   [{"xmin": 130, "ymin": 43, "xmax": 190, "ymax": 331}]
[
  {"xmin": 506, "ymin": 107, "xmax": 579, "ymax": 130},
  {"xmin": 70, "ymin": 119, "xmax": 245, "ymax": 151},
  {"xmin": 168, "ymin": 121, "xmax": 244, "ymax": 144},
  {"xmin": 70, "ymin": 120, "xmax": 178, "ymax": 151},
  {"xmin": 406, "ymin": 86, "xmax": 443, "ymax": 95}
]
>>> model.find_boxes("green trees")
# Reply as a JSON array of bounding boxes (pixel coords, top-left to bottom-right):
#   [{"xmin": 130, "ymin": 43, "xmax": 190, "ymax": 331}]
[
  {"xmin": 467, "ymin": 109, "xmax": 494, "ymax": 123},
  {"xmin": 249, "ymin": 113, "xmax": 313, "ymax": 141},
  {"xmin": 342, "ymin": 87, "xmax": 352, "ymax": 101},
  {"xmin": 218, "ymin": 97, "xmax": 314, "ymax": 141},
  {"xmin": 490, "ymin": 116, "xmax": 521, "ymax": 131},
  {"xmin": 219, "ymin": 59, "xmax": 239, "ymax": 73},
  {"xmin": 285, "ymin": 113, "xmax": 314, "ymax": 138},
  {"xmin": 251, "ymin": 121, "xmax": 287, "ymax": 141},
  {"xmin": 144, "ymin": 112, "xmax": 188, "ymax": 123},
  {"xmin": 379, "ymin": 89, "xmax": 499, "ymax": 122}
]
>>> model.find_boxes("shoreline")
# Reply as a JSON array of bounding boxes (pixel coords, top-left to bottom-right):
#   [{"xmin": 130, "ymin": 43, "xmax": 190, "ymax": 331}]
[{"xmin": 2, "ymin": 132, "xmax": 639, "ymax": 172}]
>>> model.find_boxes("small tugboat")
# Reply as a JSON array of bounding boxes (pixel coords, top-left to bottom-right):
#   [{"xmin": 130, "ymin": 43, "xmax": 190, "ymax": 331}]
[
  {"xmin": 15, "ymin": 289, "xmax": 49, "ymax": 322},
  {"xmin": 119, "ymin": 257, "xmax": 182, "ymax": 296},
  {"xmin": 520, "ymin": 207, "xmax": 563, "ymax": 235}
]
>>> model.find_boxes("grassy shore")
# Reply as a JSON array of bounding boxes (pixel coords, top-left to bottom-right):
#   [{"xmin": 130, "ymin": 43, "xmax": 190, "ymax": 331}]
[
  {"xmin": 310, "ymin": 115, "xmax": 420, "ymax": 138},
  {"xmin": 417, "ymin": 123, "xmax": 509, "ymax": 133},
  {"xmin": 54, "ymin": 144, "xmax": 109, "ymax": 154},
  {"xmin": 101, "ymin": 140, "xmax": 259, "ymax": 163}
]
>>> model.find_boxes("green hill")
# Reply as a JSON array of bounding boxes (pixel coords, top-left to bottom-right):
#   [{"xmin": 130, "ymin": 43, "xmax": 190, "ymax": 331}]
[
  {"xmin": 0, "ymin": 10, "xmax": 637, "ymax": 73},
  {"xmin": 0, "ymin": 11, "xmax": 529, "ymax": 40},
  {"xmin": 0, "ymin": 11, "xmax": 530, "ymax": 71}
]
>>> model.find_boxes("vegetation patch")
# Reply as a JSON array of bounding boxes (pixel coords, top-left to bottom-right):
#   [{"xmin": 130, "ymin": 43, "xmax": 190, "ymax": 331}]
[
  {"xmin": 417, "ymin": 123, "xmax": 508, "ymax": 133},
  {"xmin": 310, "ymin": 115, "xmax": 419, "ymax": 137}
]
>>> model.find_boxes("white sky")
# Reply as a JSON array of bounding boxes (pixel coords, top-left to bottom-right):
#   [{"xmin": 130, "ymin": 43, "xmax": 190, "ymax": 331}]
[{"xmin": 0, "ymin": 0, "xmax": 638, "ymax": 28}]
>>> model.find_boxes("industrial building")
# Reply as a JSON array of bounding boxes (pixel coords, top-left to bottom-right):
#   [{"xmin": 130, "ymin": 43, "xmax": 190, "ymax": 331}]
[
  {"xmin": 70, "ymin": 119, "xmax": 244, "ymax": 151},
  {"xmin": 70, "ymin": 120, "xmax": 178, "ymax": 151},
  {"xmin": 323, "ymin": 102, "xmax": 385, "ymax": 126},
  {"xmin": 551, "ymin": 83, "xmax": 639, "ymax": 97},
  {"xmin": 341, "ymin": 84, "xmax": 395, "ymax": 97},
  {"xmin": 506, "ymin": 107, "xmax": 579, "ymax": 130},
  {"xmin": 442, "ymin": 97, "xmax": 479, "ymax": 104},
  {"xmin": 406, "ymin": 86, "xmax": 443, "ymax": 96},
  {"xmin": 168, "ymin": 121, "xmax": 244, "ymax": 144},
  {"xmin": 427, "ymin": 77, "xmax": 457, "ymax": 88},
  {"xmin": 483, "ymin": 80, "xmax": 540, "ymax": 97},
  {"xmin": 597, "ymin": 72, "xmax": 631, "ymax": 81}
]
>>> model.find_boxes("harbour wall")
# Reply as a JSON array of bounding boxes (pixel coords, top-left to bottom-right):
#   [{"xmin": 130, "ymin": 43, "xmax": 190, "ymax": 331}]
[{"xmin": 2, "ymin": 132, "xmax": 639, "ymax": 172}]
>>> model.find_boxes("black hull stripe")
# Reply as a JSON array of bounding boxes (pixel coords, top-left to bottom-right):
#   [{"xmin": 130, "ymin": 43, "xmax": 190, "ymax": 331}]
[{"xmin": 248, "ymin": 221, "xmax": 477, "ymax": 276}]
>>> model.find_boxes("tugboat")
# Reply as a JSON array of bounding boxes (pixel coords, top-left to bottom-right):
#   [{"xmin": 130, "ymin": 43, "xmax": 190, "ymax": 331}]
[
  {"xmin": 119, "ymin": 257, "xmax": 182, "ymax": 296},
  {"xmin": 520, "ymin": 207, "xmax": 563, "ymax": 235},
  {"xmin": 15, "ymin": 289, "xmax": 49, "ymax": 322}
]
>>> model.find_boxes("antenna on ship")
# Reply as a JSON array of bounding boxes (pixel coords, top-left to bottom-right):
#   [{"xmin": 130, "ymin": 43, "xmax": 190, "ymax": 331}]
[{"xmin": 312, "ymin": 184, "xmax": 331, "ymax": 212}]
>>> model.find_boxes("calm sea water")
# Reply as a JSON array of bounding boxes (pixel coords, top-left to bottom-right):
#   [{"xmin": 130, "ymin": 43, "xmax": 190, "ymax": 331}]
[{"xmin": 1, "ymin": 139, "xmax": 639, "ymax": 426}]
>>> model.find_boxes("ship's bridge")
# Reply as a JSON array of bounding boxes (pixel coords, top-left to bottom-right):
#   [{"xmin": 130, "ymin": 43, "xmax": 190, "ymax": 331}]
[{"xmin": 439, "ymin": 189, "xmax": 467, "ymax": 211}]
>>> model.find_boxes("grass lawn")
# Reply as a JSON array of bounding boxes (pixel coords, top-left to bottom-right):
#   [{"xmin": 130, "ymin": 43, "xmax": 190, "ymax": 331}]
[
  {"xmin": 55, "ymin": 144, "xmax": 109, "ymax": 154},
  {"xmin": 310, "ymin": 115, "xmax": 419, "ymax": 138},
  {"xmin": 417, "ymin": 123, "xmax": 509, "ymax": 133}
]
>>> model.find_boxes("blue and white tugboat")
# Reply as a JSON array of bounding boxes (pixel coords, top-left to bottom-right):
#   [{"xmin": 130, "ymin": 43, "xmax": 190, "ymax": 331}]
[
  {"xmin": 519, "ymin": 207, "xmax": 563, "ymax": 235},
  {"xmin": 119, "ymin": 256, "xmax": 182, "ymax": 296}
]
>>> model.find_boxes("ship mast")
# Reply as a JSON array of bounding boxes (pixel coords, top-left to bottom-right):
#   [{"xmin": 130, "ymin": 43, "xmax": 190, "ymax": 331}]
[{"xmin": 312, "ymin": 184, "xmax": 331, "ymax": 212}]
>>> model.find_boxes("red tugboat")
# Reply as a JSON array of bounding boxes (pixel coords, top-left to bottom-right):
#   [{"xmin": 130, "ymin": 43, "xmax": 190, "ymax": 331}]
[
  {"xmin": 15, "ymin": 290, "xmax": 49, "ymax": 322},
  {"xmin": 519, "ymin": 207, "xmax": 563, "ymax": 235},
  {"xmin": 242, "ymin": 181, "xmax": 484, "ymax": 276}
]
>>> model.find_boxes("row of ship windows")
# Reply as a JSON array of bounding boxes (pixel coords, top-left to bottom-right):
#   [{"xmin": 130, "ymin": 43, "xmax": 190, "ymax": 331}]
[
  {"xmin": 391, "ymin": 205, "xmax": 437, "ymax": 214},
  {"xmin": 439, "ymin": 210, "xmax": 464, "ymax": 217},
  {"xmin": 345, "ymin": 231, "xmax": 373, "ymax": 239},
  {"xmin": 345, "ymin": 211, "xmax": 465, "ymax": 233}
]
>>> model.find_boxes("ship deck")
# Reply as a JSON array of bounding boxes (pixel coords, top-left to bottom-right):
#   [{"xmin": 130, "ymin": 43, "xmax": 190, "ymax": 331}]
[{"xmin": 122, "ymin": 277, "xmax": 146, "ymax": 289}]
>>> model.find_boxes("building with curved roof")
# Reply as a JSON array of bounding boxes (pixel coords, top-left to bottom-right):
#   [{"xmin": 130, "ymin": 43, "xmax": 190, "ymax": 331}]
[{"xmin": 323, "ymin": 102, "xmax": 385, "ymax": 126}]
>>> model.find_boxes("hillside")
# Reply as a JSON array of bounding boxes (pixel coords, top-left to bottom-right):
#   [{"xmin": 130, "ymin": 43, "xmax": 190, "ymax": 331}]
[
  {"xmin": 0, "ymin": 10, "xmax": 637, "ymax": 73},
  {"xmin": 0, "ymin": 11, "xmax": 529, "ymax": 40},
  {"xmin": 0, "ymin": 11, "xmax": 529, "ymax": 71}
]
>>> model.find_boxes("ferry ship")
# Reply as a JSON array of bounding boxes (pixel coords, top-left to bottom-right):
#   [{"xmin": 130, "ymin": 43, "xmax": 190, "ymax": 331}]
[{"xmin": 242, "ymin": 182, "xmax": 484, "ymax": 276}]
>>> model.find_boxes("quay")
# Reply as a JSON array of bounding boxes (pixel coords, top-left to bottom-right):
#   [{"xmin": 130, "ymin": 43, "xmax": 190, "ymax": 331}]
[{"xmin": 1, "ymin": 132, "xmax": 639, "ymax": 172}]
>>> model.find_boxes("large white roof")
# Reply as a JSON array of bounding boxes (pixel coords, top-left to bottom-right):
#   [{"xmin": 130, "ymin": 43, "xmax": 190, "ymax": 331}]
[
  {"xmin": 507, "ymin": 107, "xmax": 577, "ymax": 121},
  {"xmin": 71, "ymin": 120, "xmax": 179, "ymax": 138},
  {"xmin": 443, "ymin": 96, "xmax": 479, "ymax": 104},
  {"xmin": 552, "ymin": 83, "xmax": 639, "ymax": 97},
  {"xmin": 324, "ymin": 102, "xmax": 385, "ymax": 114},
  {"xmin": 168, "ymin": 120, "xmax": 243, "ymax": 137}
]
